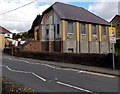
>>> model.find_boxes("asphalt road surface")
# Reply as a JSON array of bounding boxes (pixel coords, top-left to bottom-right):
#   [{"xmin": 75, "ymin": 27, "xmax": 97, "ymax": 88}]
[{"xmin": 1, "ymin": 54, "xmax": 119, "ymax": 93}]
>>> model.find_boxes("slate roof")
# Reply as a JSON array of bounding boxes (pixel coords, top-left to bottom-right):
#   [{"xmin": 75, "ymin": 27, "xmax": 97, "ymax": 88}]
[
  {"xmin": 0, "ymin": 30, "xmax": 5, "ymax": 34},
  {"xmin": 111, "ymin": 15, "xmax": 120, "ymax": 22},
  {"xmin": 43, "ymin": 2, "xmax": 111, "ymax": 26},
  {"xmin": 0, "ymin": 26, "xmax": 12, "ymax": 34}
]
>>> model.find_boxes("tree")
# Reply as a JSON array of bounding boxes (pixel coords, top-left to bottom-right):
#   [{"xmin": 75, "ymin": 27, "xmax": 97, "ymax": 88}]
[
  {"xmin": 28, "ymin": 15, "xmax": 41, "ymax": 37},
  {"xmin": 21, "ymin": 32, "xmax": 28, "ymax": 40},
  {"xmin": 13, "ymin": 34, "xmax": 21, "ymax": 40}
]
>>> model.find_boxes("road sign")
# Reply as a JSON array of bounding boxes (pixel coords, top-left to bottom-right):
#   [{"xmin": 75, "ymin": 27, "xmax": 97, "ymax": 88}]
[
  {"xmin": 110, "ymin": 37, "xmax": 116, "ymax": 43},
  {"xmin": 109, "ymin": 27, "xmax": 116, "ymax": 43}
]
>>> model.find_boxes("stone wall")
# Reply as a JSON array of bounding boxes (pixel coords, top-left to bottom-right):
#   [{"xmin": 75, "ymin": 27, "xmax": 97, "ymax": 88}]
[
  {"xmin": 23, "ymin": 41, "xmax": 62, "ymax": 52},
  {"xmin": 23, "ymin": 41, "xmax": 41, "ymax": 52}
]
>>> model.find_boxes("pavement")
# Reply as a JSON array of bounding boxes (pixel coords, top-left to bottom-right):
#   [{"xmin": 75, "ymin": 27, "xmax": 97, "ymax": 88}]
[{"xmin": 44, "ymin": 60, "xmax": 119, "ymax": 77}]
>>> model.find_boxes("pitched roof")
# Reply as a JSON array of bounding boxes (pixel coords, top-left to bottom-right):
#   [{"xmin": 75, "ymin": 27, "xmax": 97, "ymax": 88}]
[
  {"xmin": 43, "ymin": 2, "xmax": 111, "ymax": 26},
  {"xmin": 111, "ymin": 15, "xmax": 120, "ymax": 22},
  {"xmin": 0, "ymin": 30, "xmax": 5, "ymax": 34},
  {"xmin": 0, "ymin": 26, "xmax": 12, "ymax": 34}
]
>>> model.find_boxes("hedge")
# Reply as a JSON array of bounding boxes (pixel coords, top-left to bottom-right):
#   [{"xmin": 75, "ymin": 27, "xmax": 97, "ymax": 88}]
[{"xmin": 3, "ymin": 48, "xmax": 120, "ymax": 69}]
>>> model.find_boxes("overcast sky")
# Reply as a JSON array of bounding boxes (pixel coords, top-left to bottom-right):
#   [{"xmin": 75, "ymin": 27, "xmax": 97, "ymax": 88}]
[{"xmin": 0, "ymin": 0, "xmax": 119, "ymax": 33}]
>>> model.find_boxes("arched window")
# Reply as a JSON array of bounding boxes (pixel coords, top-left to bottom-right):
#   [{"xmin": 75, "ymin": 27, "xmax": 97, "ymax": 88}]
[{"xmin": 46, "ymin": 14, "xmax": 52, "ymax": 25}]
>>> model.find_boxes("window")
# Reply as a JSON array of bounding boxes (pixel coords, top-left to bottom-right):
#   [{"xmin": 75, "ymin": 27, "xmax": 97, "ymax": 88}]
[
  {"xmin": 46, "ymin": 29, "xmax": 49, "ymax": 40},
  {"xmin": 46, "ymin": 29, "xmax": 49, "ymax": 35},
  {"xmin": 46, "ymin": 14, "xmax": 52, "ymax": 25},
  {"xmin": 68, "ymin": 48, "xmax": 74, "ymax": 53},
  {"xmin": 57, "ymin": 24, "xmax": 60, "ymax": 34},
  {"xmin": 67, "ymin": 21, "xmax": 73, "ymax": 33},
  {"xmin": 102, "ymin": 26, "xmax": 107, "ymax": 35},
  {"xmin": 48, "ymin": 16, "xmax": 52, "ymax": 24},
  {"xmin": 81, "ymin": 23, "xmax": 86, "ymax": 34},
  {"xmin": 92, "ymin": 25, "xmax": 97, "ymax": 35}
]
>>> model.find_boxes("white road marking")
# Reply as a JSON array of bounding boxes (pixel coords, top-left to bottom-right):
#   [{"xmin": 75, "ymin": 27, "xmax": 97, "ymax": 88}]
[
  {"xmin": 57, "ymin": 81, "xmax": 95, "ymax": 93},
  {"xmin": 43, "ymin": 64, "xmax": 56, "ymax": 69},
  {"xmin": 55, "ymin": 67, "xmax": 79, "ymax": 72},
  {"xmin": 9, "ymin": 58, "xmax": 80, "ymax": 72},
  {"xmin": 32, "ymin": 72, "xmax": 46, "ymax": 82},
  {"xmin": 1, "ymin": 65, "xmax": 46, "ymax": 82},
  {"xmin": 11, "ymin": 69, "xmax": 32, "ymax": 74},
  {"xmin": 78, "ymin": 71, "xmax": 86, "ymax": 73},
  {"xmin": 8, "ymin": 58, "xmax": 117, "ymax": 78},
  {"xmin": 9, "ymin": 58, "xmax": 30, "ymax": 64},
  {"xmin": 5, "ymin": 65, "xmax": 12, "ymax": 71},
  {"xmin": 9, "ymin": 58, "xmax": 79, "ymax": 72}
]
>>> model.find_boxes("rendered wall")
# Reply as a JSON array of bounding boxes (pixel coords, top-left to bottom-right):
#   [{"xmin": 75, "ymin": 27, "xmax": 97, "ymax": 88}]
[
  {"xmin": 40, "ymin": 9, "xmax": 62, "ymax": 52},
  {"xmin": 0, "ymin": 34, "xmax": 5, "ymax": 49},
  {"xmin": 32, "ymin": 8, "xmax": 112, "ymax": 54}
]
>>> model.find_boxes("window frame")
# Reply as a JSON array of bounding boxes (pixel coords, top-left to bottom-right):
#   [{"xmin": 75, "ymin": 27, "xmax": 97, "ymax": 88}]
[
  {"xmin": 102, "ymin": 26, "xmax": 107, "ymax": 35},
  {"xmin": 67, "ymin": 21, "xmax": 74, "ymax": 34},
  {"xmin": 46, "ymin": 29, "xmax": 49, "ymax": 35},
  {"xmin": 57, "ymin": 24, "xmax": 60, "ymax": 34},
  {"xmin": 92, "ymin": 24, "xmax": 97, "ymax": 35},
  {"xmin": 81, "ymin": 23, "xmax": 86, "ymax": 34}
]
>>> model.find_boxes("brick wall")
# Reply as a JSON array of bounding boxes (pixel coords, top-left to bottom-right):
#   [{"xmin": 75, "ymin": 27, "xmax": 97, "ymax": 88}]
[
  {"xmin": 24, "ymin": 41, "xmax": 62, "ymax": 52},
  {"xmin": 23, "ymin": 41, "xmax": 41, "ymax": 52}
]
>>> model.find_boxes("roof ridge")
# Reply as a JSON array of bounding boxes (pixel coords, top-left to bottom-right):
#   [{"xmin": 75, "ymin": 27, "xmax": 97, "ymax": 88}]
[
  {"xmin": 54, "ymin": 2, "xmax": 82, "ymax": 9},
  {"xmin": 80, "ymin": 7, "xmax": 110, "ymax": 23},
  {"xmin": 54, "ymin": 2, "xmax": 109, "ymax": 24},
  {"xmin": 110, "ymin": 14, "xmax": 120, "ymax": 22},
  {"xmin": 0, "ymin": 26, "xmax": 12, "ymax": 33},
  {"xmin": 42, "ymin": 2, "xmax": 110, "ymax": 26}
]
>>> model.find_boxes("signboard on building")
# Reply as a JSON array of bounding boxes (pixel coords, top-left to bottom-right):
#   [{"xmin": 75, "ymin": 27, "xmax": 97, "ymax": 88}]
[{"xmin": 109, "ymin": 27, "xmax": 116, "ymax": 43}]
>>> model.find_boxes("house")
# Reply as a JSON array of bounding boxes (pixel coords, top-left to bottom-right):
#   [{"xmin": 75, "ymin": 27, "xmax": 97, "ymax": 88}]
[
  {"xmin": 0, "ymin": 30, "xmax": 6, "ymax": 49},
  {"xmin": 33, "ymin": 2, "xmax": 115, "ymax": 54},
  {"xmin": 0, "ymin": 26, "xmax": 13, "ymax": 49},
  {"xmin": 0, "ymin": 26, "xmax": 13, "ymax": 39},
  {"xmin": 111, "ymin": 15, "xmax": 120, "ymax": 39}
]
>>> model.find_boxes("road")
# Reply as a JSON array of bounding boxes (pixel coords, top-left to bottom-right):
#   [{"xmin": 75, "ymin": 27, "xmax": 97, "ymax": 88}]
[{"xmin": 1, "ymin": 53, "xmax": 119, "ymax": 93}]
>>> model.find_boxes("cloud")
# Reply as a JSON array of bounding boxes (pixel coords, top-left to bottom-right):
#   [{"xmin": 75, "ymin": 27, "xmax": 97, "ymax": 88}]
[
  {"xmin": 88, "ymin": 1, "xmax": 118, "ymax": 21},
  {"xmin": 0, "ymin": 0, "xmax": 51, "ymax": 33},
  {"xmin": 0, "ymin": 0, "xmax": 119, "ymax": 33}
]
